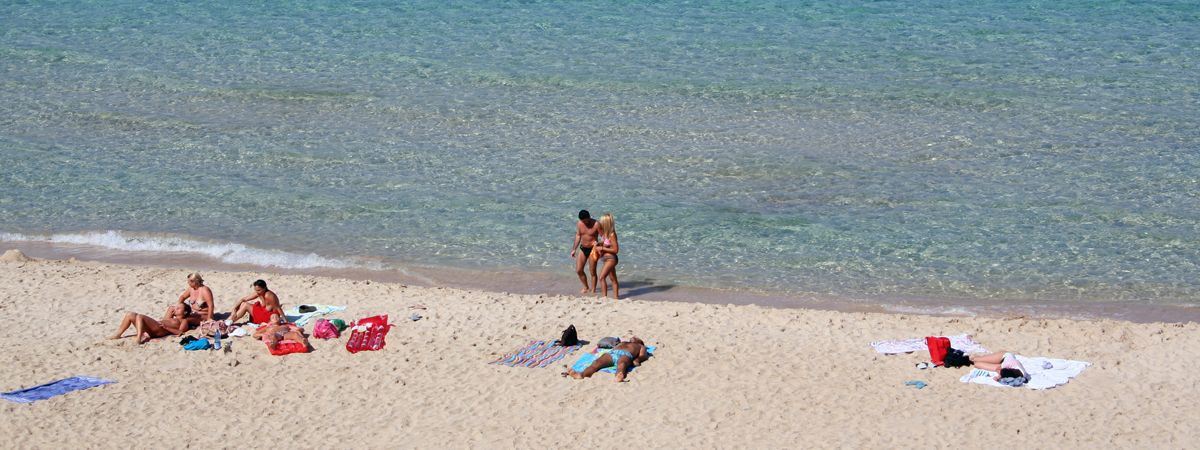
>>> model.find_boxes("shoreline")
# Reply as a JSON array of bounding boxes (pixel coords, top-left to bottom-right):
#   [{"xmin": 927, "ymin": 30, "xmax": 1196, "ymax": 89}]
[
  {"xmin": 3, "ymin": 240, "xmax": 1197, "ymax": 324},
  {"xmin": 1, "ymin": 247, "xmax": 1198, "ymax": 447}
]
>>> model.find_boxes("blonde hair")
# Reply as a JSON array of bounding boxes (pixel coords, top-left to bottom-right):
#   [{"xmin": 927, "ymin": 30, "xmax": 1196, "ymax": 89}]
[
  {"xmin": 598, "ymin": 213, "xmax": 616, "ymax": 237},
  {"xmin": 187, "ymin": 272, "xmax": 204, "ymax": 284}
]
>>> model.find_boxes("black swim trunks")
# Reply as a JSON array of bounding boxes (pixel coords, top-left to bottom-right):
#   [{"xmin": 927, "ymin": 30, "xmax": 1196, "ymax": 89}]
[{"xmin": 580, "ymin": 246, "xmax": 593, "ymax": 258}]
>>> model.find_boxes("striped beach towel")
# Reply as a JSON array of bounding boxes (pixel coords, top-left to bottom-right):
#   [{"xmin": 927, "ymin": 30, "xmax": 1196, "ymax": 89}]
[{"xmin": 490, "ymin": 340, "xmax": 582, "ymax": 368}]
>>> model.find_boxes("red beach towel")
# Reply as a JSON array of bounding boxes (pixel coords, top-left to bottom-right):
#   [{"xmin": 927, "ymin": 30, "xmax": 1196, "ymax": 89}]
[{"xmin": 267, "ymin": 339, "xmax": 309, "ymax": 356}]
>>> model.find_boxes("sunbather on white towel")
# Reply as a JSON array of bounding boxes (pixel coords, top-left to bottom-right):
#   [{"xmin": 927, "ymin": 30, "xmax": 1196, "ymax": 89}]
[{"xmin": 969, "ymin": 351, "xmax": 1030, "ymax": 385}]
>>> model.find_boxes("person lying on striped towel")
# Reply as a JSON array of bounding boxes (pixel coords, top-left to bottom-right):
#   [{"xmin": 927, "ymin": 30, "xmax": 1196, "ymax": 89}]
[{"xmin": 563, "ymin": 337, "xmax": 649, "ymax": 382}]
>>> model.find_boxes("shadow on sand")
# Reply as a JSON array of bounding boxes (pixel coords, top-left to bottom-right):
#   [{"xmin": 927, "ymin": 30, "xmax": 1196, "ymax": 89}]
[{"xmin": 619, "ymin": 279, "xmax": 676, "ymax": 298}]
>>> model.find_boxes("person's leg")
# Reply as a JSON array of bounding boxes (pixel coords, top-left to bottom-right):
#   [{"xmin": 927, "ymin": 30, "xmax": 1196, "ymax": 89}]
[
  {"xmin": 134, "ymin": 314, "xmax": 171, "ymax": 344},
  {"xmin": 598, "ymin": 259, "xmax": 616, "ymax": 298},
  {"xmin": 973, "ymin": 361, "xmax": 1001, "ymax": 372},
  {"xmin": 228, "ymin": 302, "xmax": 251, "ymax": 324},
  {"xmin": 575, "ymin": 249, "xmax": 589, "ymax": 294},
  {"xmin": 283, "ymin": 330, "xmax": 310, "ymax": 349},
  {"xmin": 109, "ymin": 312, "xmax": 137, "ymax": 339},
  {"xmin": 610, "ymin": 262, "xmax": 619, "ymax": 300},
  {"xmin": 568, "ymin": 354, "xmax": 614, "ymax": 379},
  {"xmin": 614, "ymin": 357, "xmax": 630, "ymax": 382},
  {"xmin": 970, "ymin": 351, "xmax": 1005, "ymax": 365},
  {"xmin": 587, "ymin": 254, "xmax": 599, "ymax": 293}
]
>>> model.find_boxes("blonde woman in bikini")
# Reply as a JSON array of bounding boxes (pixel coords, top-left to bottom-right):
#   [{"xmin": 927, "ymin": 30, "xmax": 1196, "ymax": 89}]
[
  {"xmin": 171, "ymin": 272, "xmax": 214, "ymax": 327},
  {"xmin": 591, "ymin": 213, "xmax": 620, "ymax": 299}
]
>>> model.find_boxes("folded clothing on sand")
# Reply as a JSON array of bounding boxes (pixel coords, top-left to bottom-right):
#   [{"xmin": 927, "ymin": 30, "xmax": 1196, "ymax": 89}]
[
  {"xmin": 2, "ymin": 376, "xmax": 116, "ymax": 403},
  {"xmin": 870, "ymin": 334, "xmax": 989, "ymax": 355},
  {"xmin": 491, "ymin": 340, "xmax": 582, "ymax": 368},
  {"xmin": 959, "ymin": 355, "xmax": 1090, "ymax": 390},
  {"xmin": 571, "ymin": 345, "xmax": 657, "ymax": 374}
]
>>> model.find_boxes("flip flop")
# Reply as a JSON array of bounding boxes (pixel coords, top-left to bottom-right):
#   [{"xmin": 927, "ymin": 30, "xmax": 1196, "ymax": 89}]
[
  {"xmin": 915, "ymin": 362, "xmax": 933, "ymax": 370},
  {"xmin": 904, "ymin": 380, "xmax": 927, "ymax": 389}
]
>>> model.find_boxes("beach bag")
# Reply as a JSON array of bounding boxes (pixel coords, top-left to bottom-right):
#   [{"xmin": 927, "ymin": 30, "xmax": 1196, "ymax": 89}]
[
  {"xmin": 346, "ymin": 315, "xmax": 391, "ymax": 353},
  {"xmin": 926, "ymin": 336, "xmax": 951, "ymax": 366},
  {"xmin": 559, "ymin": 325, "xmax": 578, "ymax": 347},
  {"xmin": 313, "ymin": 319, "xmax": 339, "ymax": 339},
  {"xmin": 943, "ymin": 348, "xmax": 971, "ymax": 368},
  {"xmin": 597, "ymin": 336, "xmax": 620, "ymax": 349},
  {"xmin": 198, "ymin": 320, "xmax": 229, "ymax": 337}
]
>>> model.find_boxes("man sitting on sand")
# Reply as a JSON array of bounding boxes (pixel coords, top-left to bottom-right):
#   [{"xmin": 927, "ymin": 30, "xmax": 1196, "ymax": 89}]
[
  {"xmin": 564, "ymin": 337, "xmax": 650, "ymax": 382},
  {"xmin": 252, "ymin": 314, "xmax": 310, "ymax": 351},
  {"xmin": 109, "ymin": 303, "xmax": 192, "ymax": 344},
  {"xmin": 227, "ymin": 279, "xmax": 284, "ymax": 325}
]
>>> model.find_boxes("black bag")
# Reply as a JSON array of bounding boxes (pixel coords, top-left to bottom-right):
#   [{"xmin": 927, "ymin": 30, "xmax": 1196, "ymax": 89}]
[
  {"xmin": 559, "ymin": 324, "xmax": 578, "ymax": 347},
  {"xmin": 943, "ymin": 348, "xmax": 971, "ymax": 368}
]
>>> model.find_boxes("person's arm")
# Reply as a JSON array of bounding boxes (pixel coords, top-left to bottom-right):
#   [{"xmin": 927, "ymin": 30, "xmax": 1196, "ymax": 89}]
[
  {"xmin": 265, "ymin": 292, "xmax": 285, "ymax": 318},
  {"xmin": 233, "ymin": 292, "xmax": 256, "ymax": 310},
  {"xmin": 201, "ymin": 287, "xmax": 215, "ymax": 321},
  {"xmin": 634, "ymin": 344, "xmax": 648, "ymax": 366},
  {"xmin": 607, "ymin": 233, "xmax": 619, "ymax": 255},
  {"xmin": 166, "ymin": 319, "xmax": 188, "ymax": 336},
  {"xmin": 571, "ymin": 223, "xmax": 582, "ymax": 257}
]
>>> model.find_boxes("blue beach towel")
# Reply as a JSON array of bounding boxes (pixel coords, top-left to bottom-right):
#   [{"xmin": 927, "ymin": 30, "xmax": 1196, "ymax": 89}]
[
  {"xmin": 571, "ymin": 346, "xmax": 657, "ymax": 374},
  {"xmin": 2, "ymin": 376, "xmax": 116, "ymax": 403}
]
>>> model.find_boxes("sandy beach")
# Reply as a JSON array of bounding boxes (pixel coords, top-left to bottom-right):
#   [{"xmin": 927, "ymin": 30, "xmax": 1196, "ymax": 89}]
[{"xmin": 0, "ymin": 251, "xmax": 1196, "ymax": 449}]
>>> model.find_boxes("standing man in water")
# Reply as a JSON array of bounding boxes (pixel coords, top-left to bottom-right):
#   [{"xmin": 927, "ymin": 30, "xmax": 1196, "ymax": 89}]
[{"xmin": 571, "ymin": 210, "xmax": 602, "ymax": 294}]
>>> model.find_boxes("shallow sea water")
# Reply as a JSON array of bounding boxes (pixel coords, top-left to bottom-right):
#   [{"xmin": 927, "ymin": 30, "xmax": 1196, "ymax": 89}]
[{"xmin": 1, "ymin": 1, "xmax": 1198, "ymax": 314}]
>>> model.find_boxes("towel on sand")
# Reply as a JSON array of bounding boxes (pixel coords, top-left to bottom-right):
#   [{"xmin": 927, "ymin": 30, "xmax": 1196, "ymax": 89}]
[
  {"xmin": 571, "ymin": 346, "xmax": 657, "ymax": 374},
  {"xmin": 490, "ymin": 340, "xmax": 582, "ymax": 368},
  {"xmin": 284, "ymin": 304, "xmax": 346, "ymax": 328},
  {"xmin": 870, "ymin": 334, "xmax": 989, "ymax": 355},
  {"xmin": 959, "ymin": 355, "xmax": 1090, "ymax": 390},
  {"xmin": 2, "ymin": 376, "xmax": 116, "ymax": 403}
]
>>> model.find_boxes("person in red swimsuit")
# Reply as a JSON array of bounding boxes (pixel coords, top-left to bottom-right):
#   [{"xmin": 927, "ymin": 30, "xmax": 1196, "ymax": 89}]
[{"xmin": 227, "ymin": 279, "xmax": 284, "ymax": 325}]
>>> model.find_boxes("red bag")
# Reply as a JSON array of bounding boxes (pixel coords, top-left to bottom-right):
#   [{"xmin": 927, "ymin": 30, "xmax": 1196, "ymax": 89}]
[
  {"xmin": 926, "ymin": 336, "xmax": 951, "ymax": 366},
  {"xmin": 346, "ymin": 315, "xmax": 391, "ymax": 354}
]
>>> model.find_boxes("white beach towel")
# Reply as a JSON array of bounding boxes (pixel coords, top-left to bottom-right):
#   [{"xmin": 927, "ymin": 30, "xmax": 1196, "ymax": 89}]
[
  {"xmin": 869, "ymin": 334, "xmax": 989, "ymax": 355},
  {"xmin": 958, "ymin": 355, "xmax": 1090, "ymax": 390},
  {"xmin": 284, "ymin": 304, "xmax": 346, "ymax": 328}
]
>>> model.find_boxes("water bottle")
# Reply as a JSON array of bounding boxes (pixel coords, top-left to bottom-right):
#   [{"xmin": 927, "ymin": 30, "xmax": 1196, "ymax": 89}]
[{"xmin": 213, "ymin": 329, "xmax": 222, "ymax": 351}]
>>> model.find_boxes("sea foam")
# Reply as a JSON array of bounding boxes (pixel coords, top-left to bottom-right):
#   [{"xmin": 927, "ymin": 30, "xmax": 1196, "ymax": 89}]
[{"xmin": 0, "ymin": 231, "xmax": 358, "ymax": 270}]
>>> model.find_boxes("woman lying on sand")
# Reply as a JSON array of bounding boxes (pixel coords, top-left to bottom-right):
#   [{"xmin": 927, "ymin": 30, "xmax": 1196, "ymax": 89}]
[
  {"xmin": 252, "ymin": 314, "xmax": 310, "ymax": 351},
  {"xmin": 564, "ymin": 337, "xmax": 648, "ymax": 382},
  {"xmin": 109, "ymin": 303, "xmax": 192, "ymax": 344},
  {"xmin": 969, "ymin": 351, "xmax": 1031, "ymax": 384}
]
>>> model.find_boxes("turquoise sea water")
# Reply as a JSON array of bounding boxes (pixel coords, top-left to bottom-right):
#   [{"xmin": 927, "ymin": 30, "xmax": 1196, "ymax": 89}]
[{"xmin": 2, "ymin": 1, "xmax": 1199, "ymax": 310}]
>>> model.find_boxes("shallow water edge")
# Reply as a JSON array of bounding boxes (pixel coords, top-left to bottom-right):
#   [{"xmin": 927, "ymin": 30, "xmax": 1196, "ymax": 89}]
[{"xmin": 4, "ymin": 239, "xmax": 1196, "ymax": 324}]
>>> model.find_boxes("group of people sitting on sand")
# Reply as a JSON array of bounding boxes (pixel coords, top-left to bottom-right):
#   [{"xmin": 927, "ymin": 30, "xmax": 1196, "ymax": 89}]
[
  {"xmin": 107, "ymin": 271, "xmax": 653, "ymax": 381},
  {"xmin": 108, "ymin": 273, "xmax": 304, "ymax": 350}
]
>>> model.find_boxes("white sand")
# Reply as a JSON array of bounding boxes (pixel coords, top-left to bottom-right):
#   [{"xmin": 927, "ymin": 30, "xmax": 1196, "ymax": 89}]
[{"xmin": 1, "ymin": 253, "xmax": 1197, "ymax": 448}]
